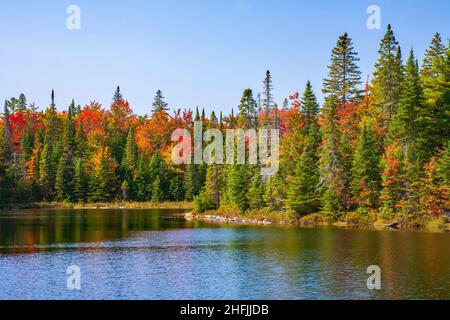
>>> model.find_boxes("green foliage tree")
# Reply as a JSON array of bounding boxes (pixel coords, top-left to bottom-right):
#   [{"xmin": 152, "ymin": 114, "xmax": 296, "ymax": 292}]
[
  {"xmin": 287, "ymin": 125, "xmax": 321, "ymax": 216},
  {"xmin": 350, "ymin": 119, "xmax": 381, "ymax": 208},
  {"xmin": 372, "ymin": 24, "xmax": 404, "ymax": 125},
  {"xmin": 323, "ymin": 33, "xmax": 362, "ymax": 104}
]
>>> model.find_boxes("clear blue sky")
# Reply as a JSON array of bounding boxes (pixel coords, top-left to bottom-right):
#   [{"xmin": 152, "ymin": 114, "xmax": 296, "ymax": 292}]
[{"xmin": 0, "ymin": 0, "xmax": 448, "ymax": 115}]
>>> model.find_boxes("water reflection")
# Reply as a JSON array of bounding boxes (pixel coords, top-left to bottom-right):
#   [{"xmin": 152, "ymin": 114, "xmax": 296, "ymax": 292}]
[{"xmin": 0, "ymin": 209, "xmax": 449, "ymax": 299}]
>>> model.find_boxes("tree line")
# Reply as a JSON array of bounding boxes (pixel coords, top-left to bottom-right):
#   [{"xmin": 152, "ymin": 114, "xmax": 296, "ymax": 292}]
[{"xmin": 1, "ymin": 25, "xmax": 449, "ymax": 222}]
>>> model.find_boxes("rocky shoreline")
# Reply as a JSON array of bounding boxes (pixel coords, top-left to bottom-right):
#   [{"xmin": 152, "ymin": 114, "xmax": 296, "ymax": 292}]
[
  {"xmin": 185, "ymin": 212, "xmax": 450, "ymax": 232},
  {"xmin": 185, "ymin": 212, "xmax": 274, "ymax": 226}
]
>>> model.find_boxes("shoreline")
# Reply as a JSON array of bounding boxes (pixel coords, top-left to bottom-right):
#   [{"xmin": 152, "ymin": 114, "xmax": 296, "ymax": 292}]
[
  {"xmin": 1, "ymin": 201, "xmax": 194, "ymax": 210},
  {"xmin": 185, "ymin": 212, "xmax": 450, "ymax": 233},
  {"xmin": 2, "ymin": 202, "xmax": 449, "ymax": 233}
]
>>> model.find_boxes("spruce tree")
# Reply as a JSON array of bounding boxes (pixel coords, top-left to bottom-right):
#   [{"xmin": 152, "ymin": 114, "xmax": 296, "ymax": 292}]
[
  {"xmin": 205, "ymin": 164, "xmax": 222, "ymax": 208},
  {"xmin": 389, "ymin": 49, "xmax": 424, "ymax": 160},
  {"xmin": 3, "ymin": 101, "xmax": 13, "ymax": 163},
  {"xmin": 421, "ymin": 33, "xmax": 446, "ymax": 77},
  {"xmin": 113, "ymin": 86, "xmax": 123, "ymax": 104},
  {"xmin": 73, "ymin": 158, "xmax": 87, "ymax": 203},
  {"xmin": 226, "ymin": 165, "xmax": 248, "ymax": 212},
  {"xmin": 238, "ymin": 88, "xmax": 258, "ymax": 128},
  {"xmin": 152, "ymin": 90, "xmax": 169, "ymax": 114},
  {"xmin": 350, "ymin": 119, "xmax": 381, "ymax": 208},
  {"xmin": 39, "ymin": 143, "xmax": 54, "ymax": 200},
  {"xmin": 420, "ymin": 37, "xmax": 450, "ymax": 154},
  {"xmin": 122, "ymin": 127, "xmax": 138, "ymax": 172},
  {"xmin": 151, "ymin": 176, "xmax": 162, "ymax": 202},
  {"xmin": 323, "ymin": 33, "xmax": 362, "ymax": 104},
  {"xmin": 372, "ymin": 25, "xmax": 404, "ymax": 126},
  {"xmin": 319, "ymin": 96, "xmax": 346, "ymax": 217},
  {"xmin": 287, "ymin": 125, "xmax": 321, "ymax": 216},
  {"xmin": 302, "ymin": 81, "xmax": 320, "ymax": 128},
  {"xmin": 262, "ymin": 70, "xmax": 274, "ymax": 117},
  {"xmin": 248, "ymin": 171, "xmax": 265, "ymax": 210}
]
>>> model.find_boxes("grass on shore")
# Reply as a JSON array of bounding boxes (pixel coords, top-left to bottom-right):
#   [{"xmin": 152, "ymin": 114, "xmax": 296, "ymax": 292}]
[
  {"xmin": 198, "ymin": 205, "xmax": 450, "ymax": 232},
  {"xmin": 3, "ymin": 201, "xmax": 194, "ymax": 210}
]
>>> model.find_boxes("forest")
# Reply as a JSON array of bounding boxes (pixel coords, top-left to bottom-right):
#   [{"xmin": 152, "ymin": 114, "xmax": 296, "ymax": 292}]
[{"xmin": 0, "ymin": 25, "xmax": 449, "ymax": 224}]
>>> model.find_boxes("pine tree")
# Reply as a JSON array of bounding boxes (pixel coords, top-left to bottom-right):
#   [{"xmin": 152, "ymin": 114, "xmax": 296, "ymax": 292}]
[
  {"xmin": 3, "ymin": 101, "xmax": 13, "ymax": 163},
  {"xmin": 73, "ymin": 157, "xmax": 87, "ymax": 203},
  {"xmin": 18, "ymin": 94, "xmax": 27, "ymax": 112},
  {"xmin": 319, "ymin": 96, "xmax": 346, "ymax": 217},
  {"xmin": 113, "ymin": 86, "xmax": 123, "ymax": 104},
  {"xmin": 39, "ymin": 143, "xmax": 54, "ymax": 200},
  {"xmin": 238, "ymin": 88, "xmax": 258, "ymax": 128},
  {"xmin": 122, "ymin": 127, "xmax": 138, "ymax": 172},
  {"xmin": 152, "ymin": 90, "xmax": 169, "ymax": 114},
  {"xmin": 420, "ymin": 36, "xmax": 450, "ymax": 154},
  {"xmin": 372, "ymin": 25, "xmax": 404, "ymax": 126},
  {"xmin": 55, "ymin": 150, "xmax": 74, "ymax": 201},
  {"xmin": 389, "ymin": 49, "xmax": 424, "ymax": 161},
  {"xmin": 205, "ymin": 164, "xmax": 223, "ymax": 208},
  {"xmin": 247, "ymin": 171, "xmax": 265, "ymax": 210},
  {"xmin": 134, "ymin": 154, "xmax": 151, "ymax": 201},
  {"xmin": 437, "ymin": 141, "xmax": 450, "ymax": 184},
  {"xmin": 350, "ymin": 119, "xmax": 381, "ymax": 208},
  {"xmin": 151, "ymin": 176, "xmax": 162, "ymax": 202},
  {"xmin": 302, "ymin": 81, "xmax": 320, "ymax": 128},
  {"xmin": 287, "ymin": 125, "xmax": 321, "ymax": 216},
  {"xmin": 323, "ymin": 33, "xmax": 362, "ymax": 104},
  {"xmin": 421, "ymin": 33, "xmax": 446, "ymax": 77},
  {"xmin": 262, "ymin": 70, "xmax": 274, "ymax": 116},
  {"xmin": 169, "ymin": 175, "xmax": 185, "ymax": 201},
  {"xmin": 226, "ymin": 165, "xmax": 248, "ymax": 212},
  {"xmin": 55, "ymin": 103, "xmax": 76, "ymax": 201}
]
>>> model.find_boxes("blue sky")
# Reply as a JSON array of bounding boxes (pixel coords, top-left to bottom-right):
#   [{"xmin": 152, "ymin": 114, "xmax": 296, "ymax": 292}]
[{"xmin": 0, "ymin": 0, "xmax": 448, "ymax": 115}]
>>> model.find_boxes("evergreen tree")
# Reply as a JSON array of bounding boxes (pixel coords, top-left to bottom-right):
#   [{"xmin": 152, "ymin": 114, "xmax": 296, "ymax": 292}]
[
  {"xmin": 437, "ymin": 141, "xmax": 450, "ymax": 184},
  {"xmin": 323, "ymin": 33, "xmax": 362, "ymax": 104},
  {"xmin": 262, "ymin": 70, "xmax": 274, "ymax": 115},
  {"xmin": 421, "ymin": 32, "xmax": 446, "ymax": 76},
  {"xmin": 287, "ymin": 125, "xmax": 321, "ymax": 216},
  {"xmin": 122, "ymin": 127, "xmax": 138, "ymax": 172},
  {"xmin": 55, "ymin": 103, "xmax": 76, "ymax": 201},
  {"xmin": 302, "ymin": 81, "xmax": 320, "ymax": 127},
  {"xmin": 113, "ymin": 86, "xmax": 123, "ymax": 104},
  {"xmin": 39, "ymin": 143, "xmax": 54, "ymax": 200},
  {"xmin": 73, "ymin": 158, "xmax": 87, "ymax": 203},
  {"xmin": 420, "ymin": 36, "xmax": 450, "ymax": 154},
  {"xmin": 389, "ymin": 49, "xmax": 424, "ymax": 160},
  {"xmin": 372, "ymin": 25, "xmax": 404, "ymax": 126},
  {"xmin": 204, "ymin": 164, "xmax": 223, "ymax": 208},
  {"xmin": 226, "ymin": 165, "xmax": 248, "ymax": 212},
  {"xmin": 238, "ymin": 88, "xmax": 258, "ymax": 128},
  {"xmin": 134, "ymin": 154, "xmax": 151, "ymax": 201},
  {"xmin": 350, "ymin": 119, "xmax": 381, "ymax": 208},
  {"xmin": 151, "ymin": 176, "xmax": 162, "ymax": 202},
  {"xmin": 3, "ymin": 101, "xmax": 13, "ymax": 163},
  {"xmin": 319, "ymin": 96, "xmax": 346, "ymax": 217},
  {"xmin": 152, "ymin": 90, "xmax": 169, "ymax": 114},
  {"xmin": 248, "ymin": 171, "xmax": 266, "ymax": 210},
  {"xmin": 18, "ymin": 93, "xmax": 27, "ymax": 112}
]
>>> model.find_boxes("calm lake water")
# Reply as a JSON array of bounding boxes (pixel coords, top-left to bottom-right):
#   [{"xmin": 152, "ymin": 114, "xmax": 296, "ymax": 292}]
[{"xmin": 0, "ymin": 209, "xmax": 449, "ymax": 300}]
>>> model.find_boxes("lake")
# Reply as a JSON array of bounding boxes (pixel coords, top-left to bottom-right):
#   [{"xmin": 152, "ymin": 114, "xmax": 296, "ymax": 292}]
[{"xmin": 0, "ymin": 208, "xmax": 449, "ymax": 300}]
